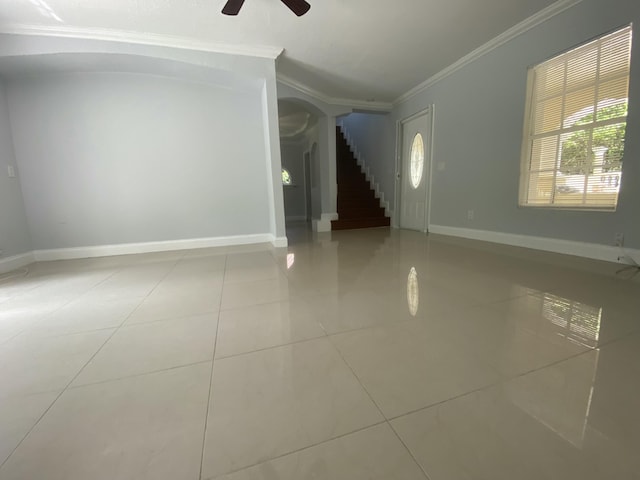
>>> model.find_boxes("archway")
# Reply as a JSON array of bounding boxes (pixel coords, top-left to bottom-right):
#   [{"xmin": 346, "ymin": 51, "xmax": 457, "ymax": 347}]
[{"xmin": 278, "ymin": 99, "xmax": 320, "ymax": 231}]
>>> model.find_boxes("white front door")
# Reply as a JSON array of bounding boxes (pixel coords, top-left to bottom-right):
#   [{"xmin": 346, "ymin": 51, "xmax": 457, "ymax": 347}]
[{"xmin": 400, "ymin": 109, "xmax": 432, "ymax": 231}]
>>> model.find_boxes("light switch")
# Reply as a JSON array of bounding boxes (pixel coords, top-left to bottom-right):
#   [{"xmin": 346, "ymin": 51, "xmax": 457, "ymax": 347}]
[{"xmin": 7, "ymin": 165, "xmax": 16, "ymax": 178}]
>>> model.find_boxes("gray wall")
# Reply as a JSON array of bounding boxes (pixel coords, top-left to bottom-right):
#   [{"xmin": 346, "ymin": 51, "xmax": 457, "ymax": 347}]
[
  {"xmin": 7, "ymin": 72, "xmax": 271, "ymax": 250},
  {"xmin": 392, "ymin": 0, "xmax": 640, "ymax": 249},
  {"xmin": 280, "ymin": 141, "xmax": 306, "ymax": 220},
  {"xmin": 339, "ymin": 112, "xmax": 393, "ymax": 207},
  {"xmin": 0, "ymin": 81, "xmax": 31, "ymax": 258}
]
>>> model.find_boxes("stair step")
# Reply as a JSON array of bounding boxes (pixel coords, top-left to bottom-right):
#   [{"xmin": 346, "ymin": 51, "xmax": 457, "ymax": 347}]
[
  {"xmin": 338, "ymin": 198, "xmax": 381, "ymax": 207},
  {"xmin": 337, "ymin": 169, "xmax": 365, "ymax": 176},
  {"xmin": 338, "ymin": 195, "xmax": 378, "ymax": 203},
  {"xmin": 338, "ymin": 209, "xmax": 386, "ymax": 219},
  {"xmin": 338, "ymin": 188, "xmax": 376, "ymax": 195},
  {"xmin": 338, "ymin": 183, "xmax": 374, "ymax": 190},
  {"xmin": 331, "ymin": 217, "xmax": 391, "ymax": 230}
]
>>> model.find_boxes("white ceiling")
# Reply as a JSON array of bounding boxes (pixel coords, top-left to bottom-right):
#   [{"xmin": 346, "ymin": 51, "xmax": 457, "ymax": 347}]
[{"xmin": 0, "ymin": 0, "xmax": 559, "ymax": 103}]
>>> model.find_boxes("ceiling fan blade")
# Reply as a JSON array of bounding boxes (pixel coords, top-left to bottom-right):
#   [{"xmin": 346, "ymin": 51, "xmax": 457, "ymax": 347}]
[
  {"xmin": 280, "ymin": 0, "xmax": 310, "ymax": 16},
  {"xmin": 222, "ymin": 0, "xmax": 246, "ymax": 15}
]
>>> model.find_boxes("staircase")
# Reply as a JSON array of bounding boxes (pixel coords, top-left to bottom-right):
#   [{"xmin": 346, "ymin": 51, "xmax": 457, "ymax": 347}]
[{"xmin": 331, "ymin": 127, "xmax": 391, "ymax": 231}]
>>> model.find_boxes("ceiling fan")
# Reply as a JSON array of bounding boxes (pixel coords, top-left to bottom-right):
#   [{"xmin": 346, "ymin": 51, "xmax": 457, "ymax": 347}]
[{"xmin": 222, "ymin": 0, "xmax": 311, "ymax": 16}]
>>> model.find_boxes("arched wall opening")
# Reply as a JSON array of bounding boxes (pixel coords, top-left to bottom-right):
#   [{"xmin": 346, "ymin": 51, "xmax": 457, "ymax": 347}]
[
  {"xmin": 276, "ymin": 84, "xmax": 354, "ymax": 233},
  {"xmin": 277, "ymin": 98, "xmax": 320, "ymax": 227}
]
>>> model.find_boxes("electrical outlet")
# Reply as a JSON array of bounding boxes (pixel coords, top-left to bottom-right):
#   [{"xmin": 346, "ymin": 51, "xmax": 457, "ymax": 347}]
[
  {"xmin": 467, "ymin": 209, "xmax": 474, "ymax": 220},
  {"xmin": 614, "ymin": 232, "xmax": 624, "ymax": 247},
  {"xmin": 7, "ymin": 165, "xmax": 16, "ymax": 178}
]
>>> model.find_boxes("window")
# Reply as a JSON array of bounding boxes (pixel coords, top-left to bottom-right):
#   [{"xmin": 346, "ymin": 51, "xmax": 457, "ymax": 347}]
[
  {"xmin": 410, "ymin": 133, "xmax": 424, "ymax": 189},
  {"xmin": 519, "ymin": 25, "xmax": 632, "ymax": 210},
  {"xmin": 282, "ymin": 168, "xmax": 292, "ymax": 186}
]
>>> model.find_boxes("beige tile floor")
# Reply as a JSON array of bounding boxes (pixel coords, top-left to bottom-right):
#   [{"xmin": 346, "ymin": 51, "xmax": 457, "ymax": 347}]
[{"xmin": 0, "ymin": 226, "xmax": 639, "ymax": 479}]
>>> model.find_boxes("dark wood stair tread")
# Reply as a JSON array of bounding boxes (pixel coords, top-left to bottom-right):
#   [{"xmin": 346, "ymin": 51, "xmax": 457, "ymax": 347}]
[{"xmin": 331, "ymin": 217, "xmax": 391, "ymax": 230}]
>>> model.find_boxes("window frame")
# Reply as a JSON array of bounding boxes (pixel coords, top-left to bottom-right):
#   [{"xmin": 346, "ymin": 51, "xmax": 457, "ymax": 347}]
[{"xmin": 518, "ymin": 25, "xmax": 632, "ymax": 212}]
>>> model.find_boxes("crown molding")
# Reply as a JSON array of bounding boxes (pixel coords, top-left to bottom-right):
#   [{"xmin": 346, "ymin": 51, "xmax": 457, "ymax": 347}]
[
  {"xmin": 394, "ymin": 0, "xmax": 584, "ymax": 105},
  {"xmin": 0, "ymin": 24, "xmax": 285, "ymax": 60},
  {"xmin": 277, "ymin": 73, "xmax": 392, "ymax": 112}
]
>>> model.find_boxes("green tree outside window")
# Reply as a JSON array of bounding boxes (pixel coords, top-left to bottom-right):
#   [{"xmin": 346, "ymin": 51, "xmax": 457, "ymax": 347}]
[{"xmin": 560, "ymin": 102, "xmax": 627, "ymax": 175}]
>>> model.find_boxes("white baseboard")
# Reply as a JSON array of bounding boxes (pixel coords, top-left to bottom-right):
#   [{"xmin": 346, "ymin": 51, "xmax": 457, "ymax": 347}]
[
  {"xmin": 32, "ymin": 234, "xmax": 275, "ymax": 261},
  {"xmin": 0, "ymin": 252, "xmax": 35, "ymax": 275},
  {"xmin": 313, "ymin": 213, "xmax": 338, "ymax": 233},
  {"xmin": 428, "ymin": 225, "xmax": 640, "ymax": 265},
  {"xmin": 270, "ymin": 236, "xmax": 289, "ymax": 248}
]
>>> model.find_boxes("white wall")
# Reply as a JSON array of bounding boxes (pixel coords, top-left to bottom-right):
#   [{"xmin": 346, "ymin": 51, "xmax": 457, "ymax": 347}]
[
  {"xmin": 392, "ymin": 0, "xmax": 640, "ymax": 250},
  {"xmin": 260, "ymin": 76, "xmax": 287, "ymax": 245},
  {"xmin": 280, "ymin": 142, "xmax": 306, "ymax": 220},
  {"xmin": 0, "ymin": 81, "xmax": 31, "ymax": 259},
  {"xmin": 7, "ymin": 72, "xmax": 271, "ymax": 250}
]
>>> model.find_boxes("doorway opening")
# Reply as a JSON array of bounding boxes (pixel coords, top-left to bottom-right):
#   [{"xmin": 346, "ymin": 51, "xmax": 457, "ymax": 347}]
[{"xmin": 278, "ymin": 99, "xmax": 321, "ymax": 240}]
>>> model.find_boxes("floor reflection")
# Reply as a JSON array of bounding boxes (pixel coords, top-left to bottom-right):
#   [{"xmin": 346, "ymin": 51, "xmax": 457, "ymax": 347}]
[
  {"xmin": 542, "ymin": 293, "xmax": 602, "ymax": 348},
  {"xmin": 508, "ymin": 349, "xmax": 598, "ymax": 448},
  {"xmin": 407, "ymin": 267, "xmax": 419, "ymax": 317},
  {"xmin": 503, "ymin": 292, "xmax": 605, "ymax": 448}
]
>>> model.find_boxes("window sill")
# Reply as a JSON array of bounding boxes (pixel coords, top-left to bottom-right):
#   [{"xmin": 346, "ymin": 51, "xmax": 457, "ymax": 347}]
[{"xmin": 518, "ymin": 204, "xmax": 617, "ymax": 212}]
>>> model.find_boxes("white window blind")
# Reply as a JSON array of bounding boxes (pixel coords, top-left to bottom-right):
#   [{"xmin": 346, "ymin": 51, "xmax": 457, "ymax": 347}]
[{"xmin": 519, "ymin": 25, "xmax": 632, "ymax": 210}]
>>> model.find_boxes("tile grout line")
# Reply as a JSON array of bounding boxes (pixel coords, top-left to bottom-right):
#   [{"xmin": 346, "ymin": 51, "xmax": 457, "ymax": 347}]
[
  {"xmin": 208, "ymin": 290, "xmax": 618, "ymax": 382},
  {"xmin": 0, "ymin": 264, "xmax": 129, "ymax": 469},
  {"xmin": 0, "ymin": 256, "xmax": 183, "ymax": 472},
  {"xmin": 214, "ymin": 333, "xmax": 328, "ymax": 361},
  {"xmin": 324, "ymin": 334, "xmax": 432, "ymax": 480},
  {"xmin": 123, "ymin": 254, "xmax": 191, "ymax": 321},
  {"xmin": 2, "ymin": 266, "xmax": 123, "ymax": 345},
  {"xmin": 387, "ymin": 422, "xmax": 433, "ymax": 480},
  {"xmin": 383, "ymin": 344, "xmax": 618, "ymax": 427},
  {"xmin": 372, "ymin": 341, "xmax": 617, "ymax": 477},
  {"xmin": 201, "ymin": 420, "xmax": 390, "ymax": 480},
  {"xmin": 105, "ymin": 308, "xmax": 222, "ymax": 329},
  {"xmin": 218, "ymin": 296, "xmax": 289, "ymax": 313},
  {"xmin": 0, "ymin": 331, "xmax": 124, "ymax": 471},
  {"xmin": 0, "ymin": 361, "xmax": 216, "ymax": 404},
  {"xmin": 198, "ymin": 253, "xmax": 227, "ymax": 480},
  {"xmin": 317, "ymin": 318, "xmax": 618, "ymax": 480},
  {"xmin": 66, "ymin": 359, "xmax": 214, "ymax": 390}
]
